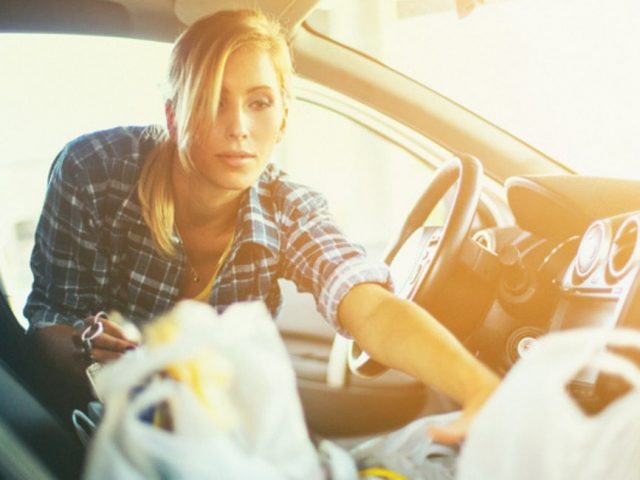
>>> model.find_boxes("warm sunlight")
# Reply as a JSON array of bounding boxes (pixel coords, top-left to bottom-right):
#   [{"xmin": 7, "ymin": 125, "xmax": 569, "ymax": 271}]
[
  {"xmin": 310, "ymin": 0, "xmax": 640, "ymax": 179},
  {"xmin": 2, "ymin": 1, "xmax": 639, "ymax": 322},
  {"xmin": 0, "ymin": 33, "xmax": 428, "ymax": 322},
  {"xmin": 0, "ymin": 34, "xmax": 170, "ymax": 322}
]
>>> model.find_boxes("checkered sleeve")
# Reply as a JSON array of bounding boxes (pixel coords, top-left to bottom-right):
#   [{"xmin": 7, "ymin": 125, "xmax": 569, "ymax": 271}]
[
  {"xmin": 278, "ymin": 186, "xmax": 393, "ymax": 335},
  {"xmin": 24, "ymin": 141, "xmax": 110, "ymax": 331}
]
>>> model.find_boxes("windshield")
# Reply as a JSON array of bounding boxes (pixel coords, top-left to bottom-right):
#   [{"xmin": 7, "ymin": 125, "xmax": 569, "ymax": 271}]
[{"xmin": 308, "ymin": 0, "xmax": 640, "ymax": 179}]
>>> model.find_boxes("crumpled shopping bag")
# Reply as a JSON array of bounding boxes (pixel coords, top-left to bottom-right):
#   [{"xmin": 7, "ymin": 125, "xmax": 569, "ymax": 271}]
[
  {"xmin": 83, "ymin": 299, "xmax": 464, "ymax": 480},
  {"xmin": 348, "ymin": 412, "xmax": 459, "ymax": 480},
  {"xmin": 83, "ymin": 301, "xmax": 326, "ymax": 480},
  {"xmin": 457, "ymin": 327, "xmax": 640, "ymax": 480}
]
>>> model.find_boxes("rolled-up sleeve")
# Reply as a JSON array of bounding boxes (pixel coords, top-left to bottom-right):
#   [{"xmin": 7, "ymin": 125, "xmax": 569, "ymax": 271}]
[{"xmin": 278, "ymin": 188, "xmax": 392, "ymax": 334}]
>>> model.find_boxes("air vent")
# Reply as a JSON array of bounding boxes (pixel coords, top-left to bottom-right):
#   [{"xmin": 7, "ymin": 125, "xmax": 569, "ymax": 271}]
[
  {"xmin": 573, "ymin": 221, "xmax": 606, "ymax": 283},
  {"xmin": 607, "ymin": 216, "xmax": 640, "ymax": 281}
]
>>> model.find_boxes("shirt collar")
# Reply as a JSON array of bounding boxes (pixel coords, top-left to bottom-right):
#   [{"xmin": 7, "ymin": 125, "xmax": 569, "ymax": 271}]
[
  {"xmin": 233, "ymin": 167, "xmax": 281, "ymax": 257},
  {"xmin": 114, "ymin": 154, "xmax": 281, "ymax": 257}
]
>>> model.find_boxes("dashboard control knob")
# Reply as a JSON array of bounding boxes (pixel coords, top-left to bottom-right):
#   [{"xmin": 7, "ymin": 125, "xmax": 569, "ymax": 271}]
[
  {"xmin": 517, "ymin": 336, "xmax": 538, "ymax": 358},
  {"xmin": 499, "ymin": 245, "xmax": 528, "ymax": 293},
  {"xmin": 506, "ymin": 326, "xmax": 544, "ymax": 364}
]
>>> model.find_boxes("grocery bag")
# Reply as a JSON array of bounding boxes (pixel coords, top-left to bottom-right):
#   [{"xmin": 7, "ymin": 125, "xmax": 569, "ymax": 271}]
[
  {"xmin": 350, "ymin": 412, "xmax": 459, "ymax": 479},
  {"xmin": 83, "ymin": 301, "xmax": 326, "ymax": 480},
  {"xmin": 458, "ymin": 327, "xmax": 640, "ymax": 480}
]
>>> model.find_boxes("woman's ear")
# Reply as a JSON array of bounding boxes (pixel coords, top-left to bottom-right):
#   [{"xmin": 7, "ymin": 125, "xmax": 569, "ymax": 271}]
[
  {"xmin": 165, "ymin": 100, "xmax": 177, "ymax": 142},
  {"xmin": 276, "ymin": 104, "xmax": 289, "ymax": 143}
]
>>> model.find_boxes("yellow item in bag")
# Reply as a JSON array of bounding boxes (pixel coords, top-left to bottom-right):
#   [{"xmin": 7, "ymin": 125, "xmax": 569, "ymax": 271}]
[{"xmin": 144, "ymin": 310, "xmax": 239, "ymax": 431}]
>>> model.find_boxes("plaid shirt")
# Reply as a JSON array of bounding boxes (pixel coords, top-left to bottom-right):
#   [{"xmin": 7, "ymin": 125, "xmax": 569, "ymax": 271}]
[{"xmin": 25, "ymin": 126, "xmax": 391, "ymax": 331}]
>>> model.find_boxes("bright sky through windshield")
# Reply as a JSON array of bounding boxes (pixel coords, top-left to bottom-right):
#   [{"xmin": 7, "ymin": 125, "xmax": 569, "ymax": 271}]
[{"xmin": 312, "ymin": 0, "xmax": 640, "ymax": 179}]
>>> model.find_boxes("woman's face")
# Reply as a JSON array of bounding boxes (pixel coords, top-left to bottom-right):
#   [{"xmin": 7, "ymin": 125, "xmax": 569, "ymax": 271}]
[{"xmin": 188, "ymin": 46, "xmax": 287, "ymax": 193}]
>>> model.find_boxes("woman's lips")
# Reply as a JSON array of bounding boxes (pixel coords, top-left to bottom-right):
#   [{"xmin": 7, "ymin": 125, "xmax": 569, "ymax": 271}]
[{"xmin": 216, "ymin": 151, "xmax": 256, "ymax": 168}]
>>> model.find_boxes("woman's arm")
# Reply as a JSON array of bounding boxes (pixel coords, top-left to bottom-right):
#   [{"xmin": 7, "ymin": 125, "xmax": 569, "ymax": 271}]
[
  {"xmin": 25, "ymin": 138, "xmax": 138, "ymax": 392},
  {"xmin": 338, "ymin": 282, "xmax": 499, "ymax": 445},
  {"xmin": 273, "ymin": 176, "xmax": 497, "ymax": 441},
  {"xmin": 25, "ymin": 142, "xmax": 107, "ymax": 328}
]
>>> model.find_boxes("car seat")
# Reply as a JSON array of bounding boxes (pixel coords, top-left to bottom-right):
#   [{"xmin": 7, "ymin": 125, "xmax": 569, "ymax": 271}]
[{"xmin": 0, "ymin": 274, "xmax": 85, "ymax": 479}]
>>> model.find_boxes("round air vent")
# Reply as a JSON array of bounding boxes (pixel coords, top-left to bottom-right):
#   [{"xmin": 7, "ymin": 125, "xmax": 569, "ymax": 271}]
[
  {"xmin": 573, "ymin": 221, "xmax": 606, "ymax": 283},
  {"xmin": 607, "ymin": 216, "xmax": 640, "ymax": 281}
]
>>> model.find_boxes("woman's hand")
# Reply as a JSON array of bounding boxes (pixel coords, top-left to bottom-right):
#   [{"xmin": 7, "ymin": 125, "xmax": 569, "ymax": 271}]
[
  {"xmin": 74, "ymin": 314, "xmax": 140, "ymax": 364},
  {"xmin": 339, "ymin": 283, "xmax": 500, "ymax": 446},
  {"xmin": 428, "ymin": 375, "xmax": 498, "ymax": 445}
]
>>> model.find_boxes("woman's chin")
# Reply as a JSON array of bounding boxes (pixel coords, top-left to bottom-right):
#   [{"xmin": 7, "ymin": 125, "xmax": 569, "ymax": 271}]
[{"xmin": 208, "ymin": 170, "xmax": 262, "ymax": 193}]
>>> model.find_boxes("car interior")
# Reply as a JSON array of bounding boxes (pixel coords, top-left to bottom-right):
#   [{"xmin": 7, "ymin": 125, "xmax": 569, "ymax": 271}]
[{"xmin": 1, "ymin": 0, "xmax": 639, "ymax": 478}]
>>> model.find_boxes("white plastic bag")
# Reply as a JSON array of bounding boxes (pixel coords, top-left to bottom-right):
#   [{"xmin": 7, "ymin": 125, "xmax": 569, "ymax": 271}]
[
  {"xmin": 82, "ymin": 301, "xmax": 325, "ymax": 480},
  {"xmin": 350, "ymin": 412, "xmax": 460, "ymax": 480},
  {"xmin": 458, "ymin": 327, "xmax": 640, "ymax": 480}
]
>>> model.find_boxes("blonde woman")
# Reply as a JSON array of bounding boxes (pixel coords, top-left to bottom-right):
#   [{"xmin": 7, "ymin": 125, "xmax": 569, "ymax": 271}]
[{"xmin": 25, "ymin": 9, "xmax": 498, "ymax": 444}]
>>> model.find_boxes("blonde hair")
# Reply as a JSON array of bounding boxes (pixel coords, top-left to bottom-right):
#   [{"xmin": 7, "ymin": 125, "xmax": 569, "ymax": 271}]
[{"xmin": 138, "ymin": 9, "xmax": 293, "ymax": 257}]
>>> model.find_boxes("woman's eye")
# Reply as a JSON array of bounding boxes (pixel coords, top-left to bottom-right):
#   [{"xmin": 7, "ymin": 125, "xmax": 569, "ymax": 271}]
[{"xmin": 250, "ymin": 97, "xmax": 273, "ymax": 110}]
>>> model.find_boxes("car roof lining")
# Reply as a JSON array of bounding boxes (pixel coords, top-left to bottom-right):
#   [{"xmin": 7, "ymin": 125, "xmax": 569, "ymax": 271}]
[
  {"xmin": 0, "ymin": 0, "xmax": 177, "ymax": 41},
  {"xmin": 174, "ymin": 0, "xmax": 319, "ymax": 32},
  {"xmin": 0, "ymin": 0, "xmax": 320, "ymax": 41}
]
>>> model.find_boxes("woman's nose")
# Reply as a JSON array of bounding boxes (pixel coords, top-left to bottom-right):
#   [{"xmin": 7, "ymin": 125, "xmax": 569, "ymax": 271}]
[{"xmin": 224, "ymin": 105, "xmax": 249, "ymax": 140}]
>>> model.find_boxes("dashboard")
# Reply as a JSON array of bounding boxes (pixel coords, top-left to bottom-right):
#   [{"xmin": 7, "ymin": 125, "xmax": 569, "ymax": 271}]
[
  {"xmin": 555, "ymin": 212, "xmax": 640, "ymax": 331},
  {"xmin": 467, "ymin": 175, "xmax": 640, "ymax": 382}
]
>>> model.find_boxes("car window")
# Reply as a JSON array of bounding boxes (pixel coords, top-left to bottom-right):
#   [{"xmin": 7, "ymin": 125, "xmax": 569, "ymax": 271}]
[
  {"xmin": 0, "ymin": 34, "xmax": 440, "ymax": 325},
  {"xmin": 275, "ymin": 82, "xmax": 441, "ymax": 259},
  {"xmin": 308, "ymin": 0, "xmax": 640, "ymax": 179}
]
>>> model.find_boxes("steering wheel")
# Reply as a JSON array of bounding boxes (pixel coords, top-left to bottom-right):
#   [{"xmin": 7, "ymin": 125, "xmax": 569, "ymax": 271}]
[{"xmin": 347, "ymin": 154, "xmax": 483, "ymax": 378}]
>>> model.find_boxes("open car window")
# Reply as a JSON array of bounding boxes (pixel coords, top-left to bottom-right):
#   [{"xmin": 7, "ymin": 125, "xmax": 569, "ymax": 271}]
[
  {"xmin": 277, "ymin": 80, "xmax": 455, "ymax": 259},
  {"xmin": 308, "ymin": 0, "xmax": 640, "ymax": 179}
]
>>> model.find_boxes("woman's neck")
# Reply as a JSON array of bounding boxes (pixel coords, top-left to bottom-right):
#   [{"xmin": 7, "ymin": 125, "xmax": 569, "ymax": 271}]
[{"xmin": 172, "ymin": 157, "xmax": 241, "ymax": 234}]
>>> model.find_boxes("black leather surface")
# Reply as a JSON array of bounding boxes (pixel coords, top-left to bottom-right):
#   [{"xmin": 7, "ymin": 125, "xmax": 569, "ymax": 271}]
[
  {"xmin": 0, "ymin": 284, "xmax": 85, "ymax": 479},
  {"xmin": 0, "ymin": 360, "xmax": 85, "ymax": 479}
]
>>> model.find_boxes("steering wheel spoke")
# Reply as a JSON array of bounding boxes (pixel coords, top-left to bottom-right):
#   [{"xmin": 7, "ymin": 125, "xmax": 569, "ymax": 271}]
[
  {"xmin": 348, "ymin": 341, "xmax": 389, "ymax": 378},
  {"xmin": 390, "ymin": 226, "xmax": 442, "ymax": 299},
  {"xmin": 343, "ymin": 155, "xmax": 484, "ymax": 379}
]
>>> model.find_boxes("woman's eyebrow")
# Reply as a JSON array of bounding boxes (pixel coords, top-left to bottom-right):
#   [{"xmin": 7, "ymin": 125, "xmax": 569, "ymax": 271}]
[
  {"xmin": 248, "ymin": 85, "xmax": 274, "ymax": 94},
  {"xmin": 221, "ymin": 85, "xmax": 274, "ymax": 94}
]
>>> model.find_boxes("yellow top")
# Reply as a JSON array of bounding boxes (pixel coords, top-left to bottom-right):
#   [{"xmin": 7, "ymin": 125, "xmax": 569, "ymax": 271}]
[
  {"xmin": 193, "ymin": 270, "xmax": 218, "ymax": 302},
  {"xmin": 190, "ymin": 233, "xmax": 235, "ymax": 303}
]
